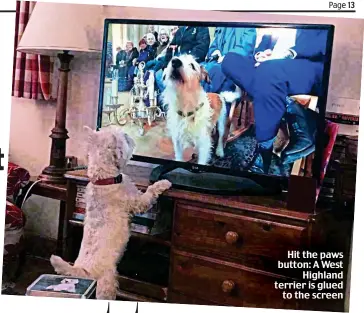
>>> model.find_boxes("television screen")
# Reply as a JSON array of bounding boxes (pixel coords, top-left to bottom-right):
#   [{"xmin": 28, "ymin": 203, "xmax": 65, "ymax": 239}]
[{"xmin": 97, "ymin": 20, "xmax": 334, "ymax": 182}]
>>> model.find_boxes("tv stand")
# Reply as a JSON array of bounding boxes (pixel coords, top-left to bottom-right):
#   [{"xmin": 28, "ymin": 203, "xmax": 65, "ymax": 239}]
[
  {"xmin": 150, "ymin": 163, "xmax": 281, "ymax": 196},
  {"xmin": 62, "ymin": 164, "xmax": 352, "ymax": 311}
]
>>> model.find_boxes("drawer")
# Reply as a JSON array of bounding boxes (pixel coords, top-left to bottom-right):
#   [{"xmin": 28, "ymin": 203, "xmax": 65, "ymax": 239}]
[
  {"xmin": 168, "ymin": 291, "xmax": 216, "ymax": 305},
  {"xmin": 170, "ymin": 250, "xmax": 298, "ymax": 309},
  {"xmin": 117, "ymin": 275, "xmax": 167, "ymax": 302},
  {"xmin": 173, "ymin": 204, "xmax": 308, "ymax": 263}
]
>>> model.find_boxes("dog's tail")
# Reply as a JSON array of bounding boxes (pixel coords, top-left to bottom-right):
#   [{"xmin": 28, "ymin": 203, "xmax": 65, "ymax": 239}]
[
  {"xmin": 219, "ymin": 86, "xmax": 243, "ymax": 104},
  {"xmin": 50, "ymin": 255, "xmax": 89, "ymax": 278}
]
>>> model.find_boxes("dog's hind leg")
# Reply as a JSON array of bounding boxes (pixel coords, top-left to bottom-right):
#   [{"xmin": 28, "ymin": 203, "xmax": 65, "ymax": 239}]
[
  {"xmin": 50, "ymin": 255, "xmax": 90, "ymax": 278},
  {"xmin": 96, "ymin": 269, "xmax": 118, "ymax": 300},
  {"xmin": 173, "ymin": 138, "xmax": 183, "ymax": 161},
  {"xmin": 216, "ymin": 104, "xmax": 227, "ymax": 158}
]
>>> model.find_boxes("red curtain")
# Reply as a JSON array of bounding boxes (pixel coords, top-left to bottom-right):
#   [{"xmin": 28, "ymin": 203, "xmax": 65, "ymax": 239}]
[{"xmin": 12, "ymin": 1, "xmax": 54, "ymax": 100}]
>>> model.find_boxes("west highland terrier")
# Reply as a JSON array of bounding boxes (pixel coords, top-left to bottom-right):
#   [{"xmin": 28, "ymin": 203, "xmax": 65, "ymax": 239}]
[{"xmin": 50, "ymin": 126, "xmax": 172, "ymax": 299}]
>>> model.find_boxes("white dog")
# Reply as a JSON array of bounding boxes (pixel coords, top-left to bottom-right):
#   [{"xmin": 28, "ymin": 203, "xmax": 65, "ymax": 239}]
[
  {"xmin": 50, "ymin": 126, "xmax": 172, "ymax": 300},
  {"xmin": 162, "ymin": 54, "xmax": 241, "ymax": 165},
  {"xmin": 46, "ymin": 278, "xmax": 79, "ymax": 293}
]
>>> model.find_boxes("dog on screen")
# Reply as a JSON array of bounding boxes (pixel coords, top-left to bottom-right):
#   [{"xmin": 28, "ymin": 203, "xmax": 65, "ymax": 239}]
[{"xmin": 162, "ymin": 54, "xmax": 241, "ymax": 165}]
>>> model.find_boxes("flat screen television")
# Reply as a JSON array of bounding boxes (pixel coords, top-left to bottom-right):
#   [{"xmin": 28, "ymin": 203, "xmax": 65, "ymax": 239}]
[{"xmin": 97, "ymin": 18, "xmax": 334, "ymax": 196}]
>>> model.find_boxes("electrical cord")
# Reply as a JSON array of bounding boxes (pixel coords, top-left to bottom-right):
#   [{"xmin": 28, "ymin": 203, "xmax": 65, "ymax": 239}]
[
  {"xmin": 20, "ymin": 179, "xmax": 42, "ymax": 210},
  {"xmin": 20, "ymin": 166, "xmax": 88, "ymax": 210}
]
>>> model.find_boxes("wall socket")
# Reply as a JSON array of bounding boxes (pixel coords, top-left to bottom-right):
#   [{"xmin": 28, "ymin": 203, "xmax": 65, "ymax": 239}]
[{"xmin": 338, "ymin": 124, "xmax": 359, "ymax": 137}]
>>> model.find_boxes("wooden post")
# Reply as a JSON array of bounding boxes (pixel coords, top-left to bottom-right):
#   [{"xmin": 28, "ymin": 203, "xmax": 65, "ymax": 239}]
[{"xmin": 39, "ymin": 51, "xmax": 74, "ymax": 184}]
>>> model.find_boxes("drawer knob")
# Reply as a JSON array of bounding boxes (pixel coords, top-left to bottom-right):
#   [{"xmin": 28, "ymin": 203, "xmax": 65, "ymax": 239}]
[
  {"xmin": 225, "ymin": 231, "xmax": 239, "ymax": 244},
  {"xmin": 221, "ymin": 280, "xmax": 235, "ymax": 293}
]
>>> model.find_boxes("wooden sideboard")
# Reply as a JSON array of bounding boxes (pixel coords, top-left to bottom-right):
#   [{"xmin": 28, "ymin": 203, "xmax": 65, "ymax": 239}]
[{"xmin": 63, "ymin": 165, "xmax": 352, "ymax": 311}]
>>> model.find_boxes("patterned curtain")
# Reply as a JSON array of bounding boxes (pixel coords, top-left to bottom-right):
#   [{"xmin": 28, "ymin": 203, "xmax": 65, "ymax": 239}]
[{"xmin": 12, "ymin": 1, "xmax": 54, "ymax": 100}]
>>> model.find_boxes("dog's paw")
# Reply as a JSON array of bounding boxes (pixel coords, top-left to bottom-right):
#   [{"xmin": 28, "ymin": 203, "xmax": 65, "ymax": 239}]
[
  {"xmin": 153, "ymin": 179, "xmax": 172, "ymax": 194},
  {"xmin": 50, "ymin": 255, "xmax": 62, "ymax": 265},
  {"xmin": 50, "ymin": 255, "xmax": 68, "ymax": 273}
]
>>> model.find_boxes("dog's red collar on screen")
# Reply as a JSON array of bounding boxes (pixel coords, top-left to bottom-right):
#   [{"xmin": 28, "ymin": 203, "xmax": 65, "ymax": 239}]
[{"xmin": 91, "ymin": 174, "xmax": 123, "ymax": 185}]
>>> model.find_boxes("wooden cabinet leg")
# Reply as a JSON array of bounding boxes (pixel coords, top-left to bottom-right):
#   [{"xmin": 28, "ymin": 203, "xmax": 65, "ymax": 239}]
[{"xmin": 56, "ymin": 200, "xmax": 66, "ymax": 258}]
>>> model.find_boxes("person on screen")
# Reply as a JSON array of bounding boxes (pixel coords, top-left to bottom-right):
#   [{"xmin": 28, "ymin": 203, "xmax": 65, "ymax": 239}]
[
  {"xmin": 156, "ymin": 29, "xmax": 170, "ymax": 56},
  {"xmin": 144, "ymin": 29, "xmax": 170, "ymax": 72},
  {"xmin": 148, "ymin": 25, "xmax": 159, "ymax": 42},
  {"xmin": 124, "ymin": 41, "xmax": 139, "ymax": 67},
  {"xmin": 115, "ymin": 46, "xmax": 128, "ymax": 91},
  {"xmin": 151, "ymin": 26, "xmax": 178, "ymax": 64},
  {"xmin": 155, "ymin": 26, "xmax": 210, "ymax": 92},
  {"xmin": 121, "ymin": 41, "xmax": 139, "ymax": 91},
  {"xmin": 146, "ymin": 32, "xmax": 159, "ymax": 53},
  {"xmin": 202, "ymin": 30, "xmax": 290, "ymax": 94},
  {"xmin": 221, "ymin": 29, "xmax": 328, "ymax": 174},
  {"xmin": 200, "ymin": 27, "xmax": 257, "ymax": 97},
  {"xmin": 131, "ymin": 38, "xmax": 155, "ymax": 76},
  {"xmin": 155, "ymin": 26, "xmax": 179, "ymax": 64},
  {"xmin": 156, "ymin": 27, "xmax": 178, "ymax": 60},
  {"xmin": 205, "ymin": 27, "xmax": 257, "ymax": 69},
  {"xmin": 170, "ymin": 26, "xmax": 179, "ymax": 40},
  {"xmin": 165, "ymin": 26, "xmax": 210, "ymax": 63},
  {"xmin": 123, "ymin": 41, "xmax": 139, "ymax": 90},
  {"xmin": 115, "ymin": 46, "xmax": 125, "ymax": 66}
]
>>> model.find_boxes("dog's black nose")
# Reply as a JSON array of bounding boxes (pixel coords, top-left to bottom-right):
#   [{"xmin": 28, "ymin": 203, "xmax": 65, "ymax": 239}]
[{"xmin": 172, "ymin": 58, "xmax": 182, "ymax": 69}]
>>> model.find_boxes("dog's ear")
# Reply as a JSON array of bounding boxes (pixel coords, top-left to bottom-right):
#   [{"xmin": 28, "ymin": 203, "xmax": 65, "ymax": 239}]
[
  {"xmin": 200, "ymin": 66, "xmax": 211, "ymax": 84},
  {"xmin": 83, "ymin": 125, "xmax": 93, "ymax": 132},
  {"xmin": 110, "ymin": 129, "xmax": 127, "ymax": 158},
  {"xmin": 83, "ymin": 125, "xmax": 95, "ymax": 143},
  {"xmin": 124, "ymin": 133, "xmax": 136, "ymax": 152}
]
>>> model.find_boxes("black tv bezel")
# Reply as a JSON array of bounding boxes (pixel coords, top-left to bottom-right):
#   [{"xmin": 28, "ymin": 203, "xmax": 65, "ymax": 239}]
[{"xmin": 97, "ymin": 18, "xmax": 335, "ymax": 190}]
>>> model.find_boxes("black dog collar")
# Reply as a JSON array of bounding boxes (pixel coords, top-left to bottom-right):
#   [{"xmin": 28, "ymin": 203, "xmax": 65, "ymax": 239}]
[{"xmin": 177, "ymin": 102, "xmax": 204, "ymax": 118}]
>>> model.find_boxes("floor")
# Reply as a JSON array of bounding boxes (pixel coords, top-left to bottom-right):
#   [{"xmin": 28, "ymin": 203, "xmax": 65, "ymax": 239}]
[{"xmin": 2, "ymin": 256, "xmax": 53, "ymax": 296}]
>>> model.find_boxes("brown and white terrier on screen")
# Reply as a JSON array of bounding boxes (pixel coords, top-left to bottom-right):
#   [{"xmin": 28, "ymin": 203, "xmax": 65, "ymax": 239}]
[{"xmin": 162, "ymin": 54, "xmax": 241, "ymax": 165}]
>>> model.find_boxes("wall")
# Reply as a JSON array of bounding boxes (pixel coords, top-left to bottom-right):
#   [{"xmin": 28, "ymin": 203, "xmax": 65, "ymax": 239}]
[
  {"xmin": 9, "ymin": 5, "xmax": 363, "ymax": 243},
  {"xmin": 10, "ymin": 55, "xmax": 101, "ymax": 239}
]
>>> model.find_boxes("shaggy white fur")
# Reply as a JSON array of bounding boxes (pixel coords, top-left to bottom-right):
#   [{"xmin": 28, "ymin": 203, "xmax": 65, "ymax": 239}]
[
  {"xmin": 162, "ymin": 54, "xmax": 241, "ymax": 165},
  {"xmin": 50, "ymin": 125, "xmax": 172, "ymax": 300}
]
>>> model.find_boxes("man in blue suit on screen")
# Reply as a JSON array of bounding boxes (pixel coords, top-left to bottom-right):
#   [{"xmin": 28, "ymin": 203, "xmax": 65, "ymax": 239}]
[
  {"xmin": 201, "ymin": 26, "xmax": 257, "ymax": 95},
  {"xmin": 204, "ymin": 27, "xmax": 256, "ymax": 69},
  {"xmin": 221, "ymin": 28, "xmax": 328, "ymax": 174}
]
